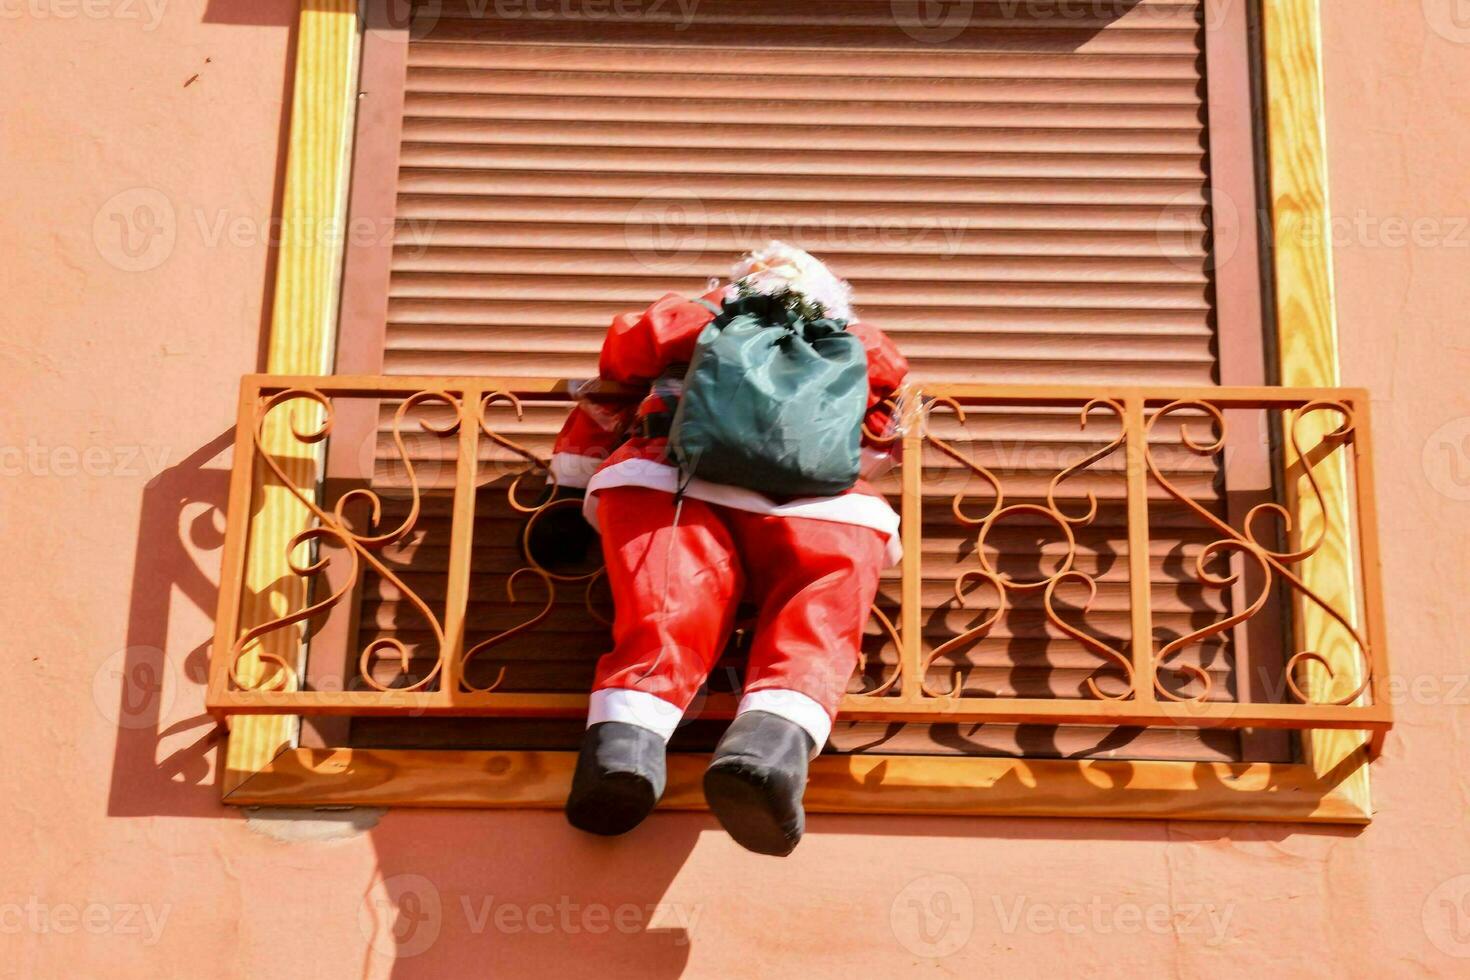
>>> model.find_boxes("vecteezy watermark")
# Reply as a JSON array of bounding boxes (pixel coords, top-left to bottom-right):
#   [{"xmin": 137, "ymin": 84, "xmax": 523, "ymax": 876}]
[
  {"xmin": 0, "ymin": 899, "xmax": 171, "ymax": 946},
  {"xmin": 371, "ymin": 0, "xmax": 703, "ymax": 39},
  {"xmin": 1422, "ymin": 416, "xmax": 1470, "ymax": 501},
  {"xmin": 1423, "ymin": 0, "xmax": 1470, "ymax": 44},
  {"xmin": 1285, "ymin": 210, "xmax": 1470, "ymax": 251},
  {"xmin": 1156, "ymin": 187, "xmax": 1243, "ymax": 275},
  {"xmin": 361, "ymin": 874, "xmax": 443, "ymax": 959},
  {"xmin": 359, "ymin": 874, "xmax": 704, "ymax": 959},
  {"xmin": 370, "ymin": 0, "xmax": 440, "ymax": 42},
  {"xmin": 891, "ymin": 874, "xmax": 975, "ymax": 958},
  {"xmin": 0, "ymin": 0, "xmax": 167, "ymax": 31},
  {"xmin": 891, "ymin": 0, "xmax": 975, "ymax": 43},
  {"xmin": 993, "ymin": 895, "xmax": 1236, "ymax": 943},
  {"xmin": 623, "ymin": 191, "xmax": 972, "ymax": 274},
  {"xmin": 1383, "ymin": 672, "xmax": 1470, "ymax": 706},
  {"xmin": 891, "ymin": 0, "xmax": 1231, "ymax": 44},
  {"xmin": 1424, "ymin": 874, "xmax": 1470, "ymax": 958},
  {"xmin": 492, "ymin": 0, "xmax": 702, "ymax": 28},
  {"xmin": 91, "ymin": 645, "xmax": 182, "ymax": 731},
  {"xmin": 190, "ymin": 212, "xmax": 430, "ymax": 255},
  {"xmin": 93, "ymin": 188, "xmax": 176, "ymax": 273},
  {"xmin": 0, "ymin": 438, "xmax": 172, "ymax": 479},
  {"xmin": 92, "ymin": 187, "xmax": 437, "ymax": 273}
]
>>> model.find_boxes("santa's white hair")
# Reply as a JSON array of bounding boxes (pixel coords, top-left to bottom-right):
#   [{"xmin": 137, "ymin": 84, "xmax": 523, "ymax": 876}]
[{"xmin": 729, "ymin": 241, "xmax": 854, "ymax": 322}]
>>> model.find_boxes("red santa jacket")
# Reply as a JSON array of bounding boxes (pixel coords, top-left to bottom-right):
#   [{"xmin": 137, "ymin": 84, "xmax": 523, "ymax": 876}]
[{"xmin": 551, "ymin": 287, "xmax": 909, "ymax": 566}]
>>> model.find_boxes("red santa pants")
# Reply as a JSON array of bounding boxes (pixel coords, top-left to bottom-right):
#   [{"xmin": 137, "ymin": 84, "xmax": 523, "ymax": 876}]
[{"xmin": 588, "ymin": 486, "xmax": 886, "ymax": 753}]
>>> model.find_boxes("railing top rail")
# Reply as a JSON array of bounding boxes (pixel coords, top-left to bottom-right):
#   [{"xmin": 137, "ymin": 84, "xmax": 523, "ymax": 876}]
[{"xmin": 241, "ymin": 374, "xmax": 1370, "ymax": 408}]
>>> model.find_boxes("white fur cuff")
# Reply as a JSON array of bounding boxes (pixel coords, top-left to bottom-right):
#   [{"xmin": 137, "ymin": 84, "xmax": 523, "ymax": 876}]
[
  {"xmin": 587, "ymin": 688, "xmax": 684, "ymax": 742},
  {"xmin": 737, "ymin": 689, "xmax": 832, "ymax": 758}
]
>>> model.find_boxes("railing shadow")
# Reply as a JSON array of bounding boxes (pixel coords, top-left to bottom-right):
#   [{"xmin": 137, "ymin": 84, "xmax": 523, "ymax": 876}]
[{"xmin": 105, "ymin": 430, "xmax": 234, "ymax": 818}]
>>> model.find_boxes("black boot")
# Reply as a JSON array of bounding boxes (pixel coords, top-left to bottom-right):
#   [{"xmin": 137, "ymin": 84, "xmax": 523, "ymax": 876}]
[
  {"xmin": 565, "ymin": 722, "xmax": 666, "ymax": 836},
  {"xmin": 703, "ymin": 711, "xmax": 814, "ymax": 856}
]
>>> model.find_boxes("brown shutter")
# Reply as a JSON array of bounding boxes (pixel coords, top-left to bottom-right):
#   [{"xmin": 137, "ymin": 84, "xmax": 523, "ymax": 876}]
[{"xmin": 326, "ymin": 0, "xmax": 1282, "ymax": 762}]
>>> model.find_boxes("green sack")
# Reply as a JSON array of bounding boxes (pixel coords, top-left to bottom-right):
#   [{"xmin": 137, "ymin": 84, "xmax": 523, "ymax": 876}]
[{"xmin": 670, "ymin": 293, "xmax": 869, "ymax": 498}]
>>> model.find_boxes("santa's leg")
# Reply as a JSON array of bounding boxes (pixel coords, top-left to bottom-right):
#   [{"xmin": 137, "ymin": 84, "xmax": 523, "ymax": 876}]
[
  {"xmin": 566, "ymin": 486, "xmax": 743, "ymax": 836},
  {"xmin": 703, "ymin": 512, "xmax": 886, "ymax": 855}
]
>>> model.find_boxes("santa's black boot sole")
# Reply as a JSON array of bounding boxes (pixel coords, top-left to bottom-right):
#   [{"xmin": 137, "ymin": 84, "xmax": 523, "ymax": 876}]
[
  {"xmin": 565, "ymin": 722, "xmax": 667, "ymax": 836},
  {"xmin": 703, "ymin": 711, "xmax": 815, "ymax": 857}
]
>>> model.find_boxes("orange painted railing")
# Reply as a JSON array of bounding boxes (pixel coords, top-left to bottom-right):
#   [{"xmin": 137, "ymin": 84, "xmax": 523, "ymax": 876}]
[{"xmin": 207, "ymin": 375, "xmax": 1390, "ymax": 750}]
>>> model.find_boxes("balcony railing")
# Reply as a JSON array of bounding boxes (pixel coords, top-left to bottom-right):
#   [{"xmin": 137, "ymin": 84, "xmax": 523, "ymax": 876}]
[{"xmin": 208, "ymin": 375, "xmax": 1390, "ymax": 752}]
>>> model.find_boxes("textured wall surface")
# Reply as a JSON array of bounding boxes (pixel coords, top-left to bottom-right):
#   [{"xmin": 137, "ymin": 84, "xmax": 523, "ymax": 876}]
[{"xmin": 2, "ymin": 2, "xmax": 1469, "ymax": 976}]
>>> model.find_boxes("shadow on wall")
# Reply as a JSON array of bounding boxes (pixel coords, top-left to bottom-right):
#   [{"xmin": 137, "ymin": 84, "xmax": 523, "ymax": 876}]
[
  {"xmin": 99, "ymin": 425, "xmax": 705, "ymax": 977},
  {"xmin": 359, "ymin": 812, "xmax": 703, "ymax": 977},
  {"xmin": 105, "ymin": 430, "xmax": 234, "ymax": 821}
]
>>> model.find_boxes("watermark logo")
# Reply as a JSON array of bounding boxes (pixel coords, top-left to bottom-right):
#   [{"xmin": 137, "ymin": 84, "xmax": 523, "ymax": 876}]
[
  {"xmin": 93, "ymin": 187, "xmax": 176, "ymax": 273},
  {"xmin": 91, "ymin": 645, "xmax": 179, "ymax": 731},
  {"xmin": 0, "ymin": 438, "xmax": 172, "ymax": 479},
  {"xmin": 1157, "ymin": 187, "xmax": 1242, "ymax": 276},
  {"xmin": 993, "ymin": 895, "xmax": 1235, "ymax": 942},
  {"xmin": 625, "ymin": 190, "xmax": 710, "ymax": 274},
  {"xmin": 357, "ymin": 876, "xmax": 702, "ymax": 959},
  {"xmin": 1423, "ymin": 416, "xmax": 1470, "ymax": 501},
  {"xmin": 1424, "ymin": 874, "xmax": 1470, "ymax": 958},
  {"xmin": 494, "ymin": 0, "xmax": 702, "ymax": 29},
  {"xmin": 892, "ymin": 0, "xmax": 974, "ymax": 43},
  {"xmin": 622, "ymin": 192, "xmax": 973, "ymax": 276},
  {"xmin": 0, "ymin": 0, "xmax": 168, "ymax": 31},
  {"xmin": 92, "ymin": 188, "xmax": 435, "ymax": 274},
  {"xmin": 371, "ymin": 0, "xmax": 442, "ymax": 42},
  {"xmin": 1423, "ymin": 0, "xmax": 1470, "ymax": 44},
  {"xmin": 891, "ymin": 873, "xmax": 974, "ymax": 958},
  {"xmin": 1285, "ymin": 210, "xmax": 1470, "ymax": 251},
  {"xmin": 0, "ymin": 899, "xmax": 170, "ymax": 945},
  {"xmin": 892, "ymin": 1, "xmax": 1231, "ymax": 43},
  {"xmin": 360, "ymin": 873, "xmax": 444, "ymax": 959}
]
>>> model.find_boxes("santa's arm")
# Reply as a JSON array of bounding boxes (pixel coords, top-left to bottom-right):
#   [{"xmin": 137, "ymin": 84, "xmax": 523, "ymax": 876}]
[
  {"xmin": 549, "ymin": 290, "xmax": 724, "ymax": 488},
  {"xmin": 847, "ymin": 320, "xmax": 911, "ymax": 479}
]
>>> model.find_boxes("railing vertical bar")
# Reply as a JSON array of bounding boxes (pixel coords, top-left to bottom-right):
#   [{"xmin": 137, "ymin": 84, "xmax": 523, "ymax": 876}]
[
  {"xmin": 208, "ymin": 379, "xmax": 264, "ymax": 711},
  {"xmin": 899, "ymin": 387, "xmax": 926, "ymax": 702},
  {"xmin": 1123, "ymin": 395, "xmax": 1157, "ymax": 702},
  {"xmin": 437, "ymin": 384, "xmax": 481, "ymax": 704},
  {"xmin": 1347, "ymin": 394, "xmax": 1391, "ymax": 754}
]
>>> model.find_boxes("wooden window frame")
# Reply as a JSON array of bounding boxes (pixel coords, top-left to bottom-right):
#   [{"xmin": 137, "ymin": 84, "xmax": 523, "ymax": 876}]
[{"xmin": 220, "ymin": 0, "xmax": 1377, "ymax": 823}]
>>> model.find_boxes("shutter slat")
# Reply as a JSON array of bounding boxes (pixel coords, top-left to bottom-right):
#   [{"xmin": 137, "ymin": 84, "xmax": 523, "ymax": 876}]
[
  {"xmin": 402, "ymin": 117, "xmax": 1211, "ymax": 154},
  {"xmin": 404, "ymin": 67, "xmax": 1205, "ymax": 105}
]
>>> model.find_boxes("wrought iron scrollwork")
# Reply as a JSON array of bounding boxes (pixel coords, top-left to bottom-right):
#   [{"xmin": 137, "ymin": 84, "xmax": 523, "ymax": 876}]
[
  {"xmin": 920, "ymin": 396, "xmax": 1134, "ymax": 700},
  {"xmin": 458, "ymin": 391, "xmax": 607, "ymax": 694},
  {"xmin": 230, "ymin": 388, "xmax": 459, "ymax": 693},
  {"xmin": 1144, "ymin": 399, "xmax": 1371, "ymax": 705}
]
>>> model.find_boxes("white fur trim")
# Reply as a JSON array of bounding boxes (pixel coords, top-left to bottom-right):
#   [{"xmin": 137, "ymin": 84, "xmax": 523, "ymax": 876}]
[
  {"xmin": 584, "ymin": 458, "xmax": 902, "ymax": 567},
  {"xmin": 730, "ymin": 241, "xmax": 853, "ymax": 321},
  {"xmin": 587, "ymin": 688, "xmax": 684, "ymax": 741},
  {"xmin": 548, "ymin": 452, "xmax": 602, "ymax": 490},
  {"xmin": 737, "ymin": 689, "xmax": 832, "ymax": 758}
]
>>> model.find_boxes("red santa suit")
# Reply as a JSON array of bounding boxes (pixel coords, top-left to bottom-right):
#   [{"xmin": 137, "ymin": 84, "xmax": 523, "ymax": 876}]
[{"xmin": 552, "ymin": 287, "xmax": 909, "ymax": 754}]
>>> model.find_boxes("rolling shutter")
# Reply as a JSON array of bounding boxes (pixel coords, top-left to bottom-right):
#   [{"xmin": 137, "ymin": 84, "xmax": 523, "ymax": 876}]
[{"xmin": 324, "ymin": 0, "xmax": 1281, "ymax": 761}]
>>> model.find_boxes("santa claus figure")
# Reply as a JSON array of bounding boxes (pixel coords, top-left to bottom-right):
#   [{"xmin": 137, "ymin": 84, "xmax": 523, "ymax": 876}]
[{"xmin": 538, "ymin": 242, "xmax": 907, "ymax": 855}]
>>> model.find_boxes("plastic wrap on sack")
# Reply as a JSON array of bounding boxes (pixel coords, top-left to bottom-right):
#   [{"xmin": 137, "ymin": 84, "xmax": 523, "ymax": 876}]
[{"xmin": 858, "ymin": 383, "xmax": 913, "ymax": 482}]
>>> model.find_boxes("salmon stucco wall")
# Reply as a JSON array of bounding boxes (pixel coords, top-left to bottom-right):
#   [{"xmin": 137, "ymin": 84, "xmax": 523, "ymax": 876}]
[{"xmin": 3, "ymin": 3, "xmax": 1470, "ymax": 977}]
